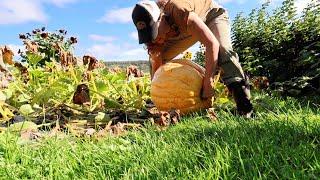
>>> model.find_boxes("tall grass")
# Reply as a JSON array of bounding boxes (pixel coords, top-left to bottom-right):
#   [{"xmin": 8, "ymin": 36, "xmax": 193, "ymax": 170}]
[{"xmin": 0, "ymin": 93, "xmax": 319, "ymax": 179}]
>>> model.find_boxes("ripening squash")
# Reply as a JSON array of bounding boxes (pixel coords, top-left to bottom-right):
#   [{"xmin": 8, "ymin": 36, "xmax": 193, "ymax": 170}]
[{"xmin": 151, "ymin": 59, "xmax": 212, "ymax": 115}]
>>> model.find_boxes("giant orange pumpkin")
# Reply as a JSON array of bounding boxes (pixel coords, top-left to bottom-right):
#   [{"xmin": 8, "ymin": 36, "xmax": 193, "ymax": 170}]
[{"xmin": 151, "ymin": 59, "xmax": 212, "ymax": 114}]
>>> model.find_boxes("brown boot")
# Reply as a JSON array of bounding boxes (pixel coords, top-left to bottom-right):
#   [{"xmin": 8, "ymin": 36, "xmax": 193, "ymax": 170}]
[{"xmin": 227, "ymin": 80, "xmax": 253, "ymax": 118}]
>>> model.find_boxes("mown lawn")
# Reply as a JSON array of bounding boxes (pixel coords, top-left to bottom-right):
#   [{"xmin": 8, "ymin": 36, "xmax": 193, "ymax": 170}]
[{"xmin": 0, "ymin": 93, "xmax": 319, "ymax": 179}]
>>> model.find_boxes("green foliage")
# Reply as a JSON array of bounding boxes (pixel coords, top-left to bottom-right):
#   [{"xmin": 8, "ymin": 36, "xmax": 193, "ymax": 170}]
[
  {"xmin": 192, "ymin": 44, "xmax": 206, "ymax": 67},
  {"xmin": 19, "ymin": 28, "xmax": 77, "ymax": 67},
  {"xmin": 232, "ymin": 0, "xmax": 320, "ymax": 96},
  {"xmin": 0, "ymin": 61, "xmax": 151, "ymax": 124}
]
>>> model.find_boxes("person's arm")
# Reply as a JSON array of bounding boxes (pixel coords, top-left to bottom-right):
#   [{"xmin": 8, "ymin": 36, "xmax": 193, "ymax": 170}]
[
  {"xmin": 187, "ymin": 12, "xmax": 220, "ymax": 99},
  {"xmin": 148, "ymin": 44, "xmax": 164, "ymax": 80},
  {"xmin": 149, "ymin": 54, "xmax": 163, "ymax": 79}
]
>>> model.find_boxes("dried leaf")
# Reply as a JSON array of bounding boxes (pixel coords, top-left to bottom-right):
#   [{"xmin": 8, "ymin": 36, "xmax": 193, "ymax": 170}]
[
  {"xmin": 19, "ymin": 34, "xmax": 27, "ymax": 39},
  {"xmin": 207, "ymin": 108, "xmax": 218, "ymax": 122},
  {"xmin": 60, "ymin": 50, "xmax": 76, "ymax": 67},
  {"xmin": 59, "ymin": 29, "xmax": 66, "ymax": 34},
  {"xmin": 85, "ymin": 128, "xmax": 96, "ymax": 136},
  {"xmin": 2, "ymin": 46, "xmax": 14, "ymax": 65},
  {"xmin": 252, "ymin": 76, "xmax": 270, "ymax": 90},
  {"xmin": 24, "ymin": 40, "xmax": 38, "ymax": 53},
  {"xmin": 110, "ymin": 123, "xmax": 126, "ymax": 136},
  {"xmin": 126, "ymin": 65, "xmax": 144, "ymax": 79},
  {"xmin": 153, "ymin": 109, "xmax": 181, "ymax": 126},
  {"xmin": 46, "ymin": 125, "xmax": 67, "ymax": 139},
  {"xmin": 108, "ymin": 66, "xmax": 123, "ymax": 74},
  {"xmin": 95, "ymin": 128, "xmax": 112, "ymax": 138},
  {"xmin": 14, "ymin": 62, "xmax": 29, "ymax": 83},
  {"xmin": 66, "ymin": 124, "xmax": 86, "ymax": 137},
  {"xmin": 70, "ymin": 37, "xmax": 78, "ymax": 44},
  {"xmin": 155, "ymin": 111, "xmax": 171, "ymax": 126},
  {"xmin": 145, "ymin": 98, "xmax": 155, "ymax": 108},
  {"xmin": 40, "ymin": 32, "xmax": 49, "ymax": 39},
  {"xmin": 0, "ymin": 72, "xmax": 11, "ymax": 88},
  {"xmin": 73, "ymin": 84, "xmax": 90, "ymax": 105},
  {"xmin": 95, "ymin": 121, "xmax": 112, "ymax": 139},
  {"xmin": 169, "ymin": 109, "xmax": 181, "ymax": 124},
  {"xmin": 83, "ymin": 55, "xmax": 99, "ymax": 71},
  {"xmin": 20, "ymin": 130, "xmax": 41, "ymax": 141}
]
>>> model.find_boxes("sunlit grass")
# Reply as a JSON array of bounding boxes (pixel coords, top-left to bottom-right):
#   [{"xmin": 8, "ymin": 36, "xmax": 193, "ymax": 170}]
[{"xmin": 0, "ymin": 92, "xmax": 319, "ymax": 179}]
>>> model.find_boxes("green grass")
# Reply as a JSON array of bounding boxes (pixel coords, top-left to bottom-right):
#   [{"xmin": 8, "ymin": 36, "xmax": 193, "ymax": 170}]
[{"xmin": 0, "ymin": 93, "xmax": 319, "ymax": 179}]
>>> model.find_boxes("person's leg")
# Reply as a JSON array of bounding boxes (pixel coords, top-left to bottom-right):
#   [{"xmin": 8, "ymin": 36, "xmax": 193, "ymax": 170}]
[{"xmin": 206, "ymin": 11, "xmax": 253, "ymax": 117}]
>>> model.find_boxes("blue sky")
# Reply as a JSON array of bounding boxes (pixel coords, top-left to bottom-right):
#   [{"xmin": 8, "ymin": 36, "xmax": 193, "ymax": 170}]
[{"xmin": 0, "ymin": 0, "xmax": 309, "ymax": 61}]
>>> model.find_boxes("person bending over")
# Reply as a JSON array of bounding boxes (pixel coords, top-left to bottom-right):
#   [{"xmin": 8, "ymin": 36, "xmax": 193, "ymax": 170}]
[{"xmin": 132, "ymin": 0, "xmax": 253, "ymax": 117}]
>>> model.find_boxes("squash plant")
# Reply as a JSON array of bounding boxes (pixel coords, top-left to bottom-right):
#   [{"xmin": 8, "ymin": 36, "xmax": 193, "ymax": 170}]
[{"xmin": 19, "ymin": 28, "xmax": 77, "ymax": 67}]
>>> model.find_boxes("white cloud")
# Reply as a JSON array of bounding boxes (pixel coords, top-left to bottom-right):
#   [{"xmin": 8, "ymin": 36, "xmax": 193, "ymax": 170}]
[
  {"xmin": 121, "ymin": 48, "xmax": 145, "ymax": 57},
  {"xmin": 89, "ymin": 34, "xmax": 117, "ymax": 42},
  {"xmin": 86, "ymin": 43, "xmax": 148, "ymax": 61},
  {"xmin": 130, "ymin": 31, "xmax": 139, "ymax": 40},
  {"xmin": 86, "ymin": 43, "xmax": 120, "ymax": 60},
  {"xmin": 45, "ymin": 0, "xmax": 79, "ymax": 7},
  {"xmin": 118, "ymin": 47, "xmax": 149, "ymax": 61},
  {"xmin": 98, "ymin": 7, "xmax": 133, "ymax": 23},
  {"xmin": 217, "ymin": 0, "xmax": 248, "ymax": 5},
  {"xmin": 0, "ymin": 0, "xmax": 47, "ymax": 25},
  {"xmin": 0, "ymin": 0, "xmax": 80, "ymax": 25}
]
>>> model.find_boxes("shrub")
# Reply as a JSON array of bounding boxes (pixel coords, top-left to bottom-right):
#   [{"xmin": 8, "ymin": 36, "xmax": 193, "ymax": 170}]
[
  {"xmin": 232, "ymin": 0, "xmax": 320, "ymax": 96},
  {"xmin": 192, "ymin": 44, "xmax": 205, "ymax": 67}
]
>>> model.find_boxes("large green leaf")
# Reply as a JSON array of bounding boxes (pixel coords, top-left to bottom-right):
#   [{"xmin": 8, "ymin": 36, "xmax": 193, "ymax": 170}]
[
  {"xmin": 8, "ymin": 121, "xmax": 38, "ymax": 132},
  {"xmin": 26, "ymin": 52, "xmax": 43, "ymax": 66},
  {"xmin": 0, "ymin": 91, "xmax": 6, "ymax": 102},
  {"xmin": 19, "ymin": 104, "xmax": 35, "ymax": 116}
]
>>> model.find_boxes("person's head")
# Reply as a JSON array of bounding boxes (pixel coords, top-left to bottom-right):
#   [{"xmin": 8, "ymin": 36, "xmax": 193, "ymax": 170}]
[{"xmin": 132, "ymin": 0, "xmax": 170, "ymax": 45}]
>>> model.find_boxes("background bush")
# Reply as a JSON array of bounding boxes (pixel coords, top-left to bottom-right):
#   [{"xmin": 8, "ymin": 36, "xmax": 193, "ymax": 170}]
[{"xmin": 232, "ymin": 0, "xmax": 320, "ymax": 96}]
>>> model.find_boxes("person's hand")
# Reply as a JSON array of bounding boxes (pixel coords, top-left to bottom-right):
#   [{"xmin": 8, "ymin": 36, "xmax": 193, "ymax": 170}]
[{"xmin": 201, "ymin": 79, "xmax": 214, "ymax": 100}]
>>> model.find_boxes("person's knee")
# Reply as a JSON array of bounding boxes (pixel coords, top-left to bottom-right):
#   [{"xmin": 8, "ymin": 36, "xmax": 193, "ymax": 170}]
[{"xmin": 218, "ymin": 46, "xmax": 237, "ymax": 67}]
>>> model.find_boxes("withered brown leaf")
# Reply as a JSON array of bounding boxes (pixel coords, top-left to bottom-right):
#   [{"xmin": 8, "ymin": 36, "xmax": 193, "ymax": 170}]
[
  {"xmin": 153, "ymin": 109, "xmax": 181, "ymax": 126},
  {"xmin": 40, "ymin": 32, "xmax": 49, "ymax": 39},
  {"xmin": 207, "ymin": 108, "xmax": 218, "ymax": 122},
  {"xmin": 2, "ymin": 46, "xmax": 14, "ymax": 65},
  {"xmin": 83, "ymin": 55, "xmax": 99, "ymax": 71},
  {"xmin": 60, "ymin": 50, "xmax": 76, "ymax": 67},
  {"xmin": 126, "ymin": 65, "xmax": 144, "ymax": 79},
  {"xmin": 155, "ymin": 111, "xmax": 171, "ymax": 126},
  {"xmin": 24, "ymin": 40, "xmax": 38, "ymax": 53},
  {"xmin": 169, "ymin": 109, "xmax": 181, "ymax": 124},
  {"xmin": 14, "ymin": 62, "xmax": 29, "ymax": 83},
  {"xmin": 70, "ymin": 37, "xmax": 77, "ymax": 44},
  {"xmin": 73, "ymin": 84, "xmax": 91, "ymax": 105},
  {"xmin": 108, "ymin": 66, "xmax": 122, "ymax": 74},
  {"xmin": 252, "ymin": 76, "xmax": 270, "ymax": 90},
  {"xmin": 19, "ymin": 34, "xmax": 27, "ymax": 40}
]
